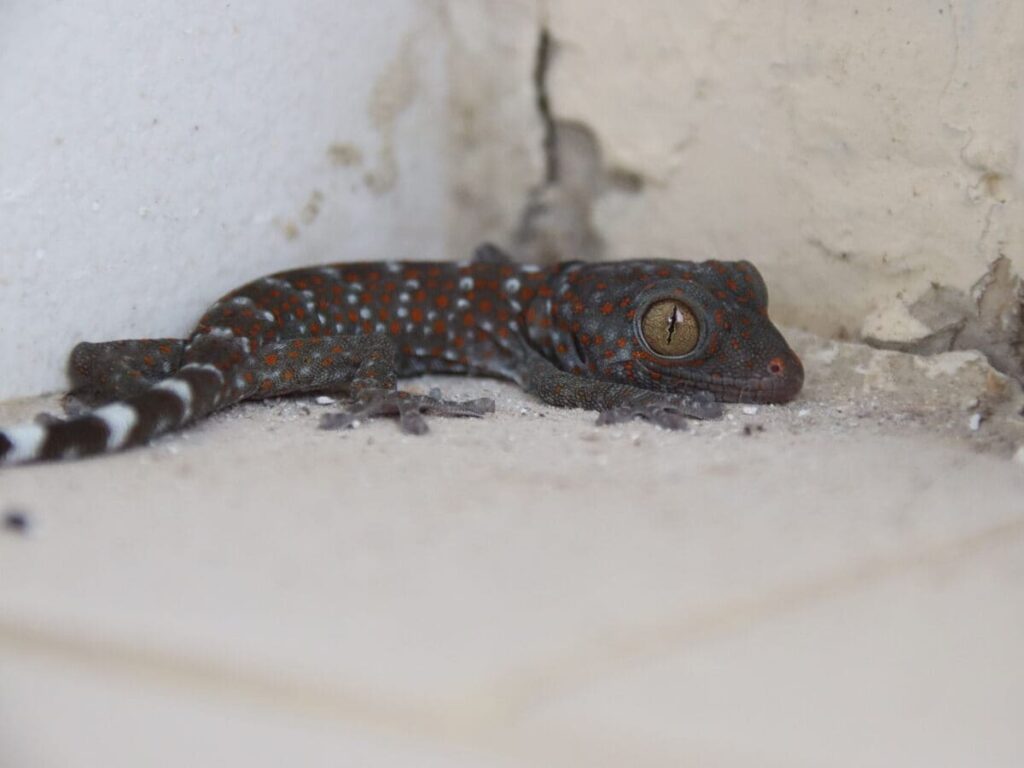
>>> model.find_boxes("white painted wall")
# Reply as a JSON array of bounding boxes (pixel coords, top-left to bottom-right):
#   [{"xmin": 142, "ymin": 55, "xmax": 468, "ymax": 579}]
[{"xmin": 0, "ymin": 1, "xmax": 447, "ymax": 398}]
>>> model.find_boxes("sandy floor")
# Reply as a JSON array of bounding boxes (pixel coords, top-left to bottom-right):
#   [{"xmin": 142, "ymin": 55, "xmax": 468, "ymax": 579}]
[{"xmin": 2, "ymin": 332, "xmax": 1024, "ymax": 767}]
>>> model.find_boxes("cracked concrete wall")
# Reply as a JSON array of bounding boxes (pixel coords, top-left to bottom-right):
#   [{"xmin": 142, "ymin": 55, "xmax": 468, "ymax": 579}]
[
  {"xmin": 5, "ymin": 1, "xmax": 1023, "ymax": 398},
  {"xmin": 447, "ymin": 0, "xmax": 1024, "ymax": 341}
]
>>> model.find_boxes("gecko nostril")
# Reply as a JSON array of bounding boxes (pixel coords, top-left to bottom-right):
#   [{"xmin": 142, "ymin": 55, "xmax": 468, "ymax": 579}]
[{"xmin": 767, "ymin": 357, "xmax": 784, "ymax": 375}]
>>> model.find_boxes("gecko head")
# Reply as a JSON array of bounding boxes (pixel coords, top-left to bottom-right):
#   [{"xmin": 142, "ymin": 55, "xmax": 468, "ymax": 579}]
[{"xmin": 547, "ymin": 259, "xmax": 804, "ymax": 403}]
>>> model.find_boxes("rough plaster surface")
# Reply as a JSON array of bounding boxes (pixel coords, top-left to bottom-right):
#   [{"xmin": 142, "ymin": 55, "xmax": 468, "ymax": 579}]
[
  {"xmin": 0, "ymin": 0, "xmax": 448, "ymax": 398},
  {"xmin": 2, "ymin": 333, "xmax": 1024, "ymax": 766},
  {"xmin": 449, "ymin": 1, "xmax": 1024, "ymax": 340}
]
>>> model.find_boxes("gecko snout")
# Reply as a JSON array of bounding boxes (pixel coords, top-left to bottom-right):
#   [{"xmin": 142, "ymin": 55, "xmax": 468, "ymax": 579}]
[{"xmin": 763, "ymin": 351, "xmax": 804, "ymax": 403}]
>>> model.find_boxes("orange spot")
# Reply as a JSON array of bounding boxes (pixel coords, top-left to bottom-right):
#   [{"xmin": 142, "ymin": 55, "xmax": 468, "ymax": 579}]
[
  {"xmin": 600, "ymin": 302, "xmax": 613, "ymax": 315},
  {"xmin": 282, "ymin": 370, "xmax": 294, "ymax": 382},
  {"xmin": 264, "ymin": 354, "xmax": 279, "ymax": 365},
  {"xmin": 433, "ymin": 319, "xmax": 447, "ymax": 334},
  {"xmin": 435, "ymin": 295, "xmax": 450, "ymax": 309},
  {"xmin": 410, "ymin": 307, "xmax": 424, "ymax": 323},
  {"xmin": 390, "ymin": 321, "xmax": 401, "ymax": 335},
  {"xmin": 462, "ymin": 313, "xmax": 474, "ymax": 327}
]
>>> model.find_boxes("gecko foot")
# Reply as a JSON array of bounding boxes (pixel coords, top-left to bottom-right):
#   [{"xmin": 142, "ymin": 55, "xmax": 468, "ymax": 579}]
[
  {"xmin": 319, "ymin": 388, "xmax": 495, "ymax": 435},
  {"xmin": 596, "ymin": 390, "xmax": 723, "ymax": 430}
]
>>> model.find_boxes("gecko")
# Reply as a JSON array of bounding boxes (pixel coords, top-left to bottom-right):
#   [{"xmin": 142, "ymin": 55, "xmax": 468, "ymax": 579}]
[{"xmin": 0, "ymin": 244, "xmax": 803, "ymax": 465}]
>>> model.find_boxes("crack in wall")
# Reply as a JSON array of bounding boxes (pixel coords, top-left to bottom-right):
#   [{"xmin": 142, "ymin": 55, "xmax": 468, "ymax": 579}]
[{"xmin": 513, "ymin": 26, "xmax": 627, "ymax": 264}]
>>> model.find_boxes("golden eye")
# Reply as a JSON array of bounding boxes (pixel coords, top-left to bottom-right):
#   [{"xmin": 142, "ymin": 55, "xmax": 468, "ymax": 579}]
[{"xmin": 641, "ymin": 299, "xmax": 700, "ymax": 356}]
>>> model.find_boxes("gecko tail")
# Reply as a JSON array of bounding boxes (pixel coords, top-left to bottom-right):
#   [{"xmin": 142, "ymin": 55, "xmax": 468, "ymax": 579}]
[{"xmin": 0, "ymin": 364, "xmax": 230, "ymax": 466}]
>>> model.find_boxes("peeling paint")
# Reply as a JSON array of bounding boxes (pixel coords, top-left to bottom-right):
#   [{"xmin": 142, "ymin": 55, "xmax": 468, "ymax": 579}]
[{"xmin": 864, "ymin": 257, "xmax": 1024, "ymax": 384}]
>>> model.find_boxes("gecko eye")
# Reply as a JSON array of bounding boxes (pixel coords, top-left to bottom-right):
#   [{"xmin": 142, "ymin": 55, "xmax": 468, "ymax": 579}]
[{"xmin": 641, "ymin": 299, "xmax": 700, "ymax": 357}]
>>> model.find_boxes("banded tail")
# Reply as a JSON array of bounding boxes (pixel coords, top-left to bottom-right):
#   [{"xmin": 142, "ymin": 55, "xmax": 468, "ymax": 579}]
[{"xmin": 0, "ymin": 364, "xmax": 232, "ymax": 466}]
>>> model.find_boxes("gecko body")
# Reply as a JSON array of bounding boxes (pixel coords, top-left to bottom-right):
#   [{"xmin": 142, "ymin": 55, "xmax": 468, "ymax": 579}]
[{"xmin": 0, "ymin": 245, "xmax": 802, "ymax": 465}]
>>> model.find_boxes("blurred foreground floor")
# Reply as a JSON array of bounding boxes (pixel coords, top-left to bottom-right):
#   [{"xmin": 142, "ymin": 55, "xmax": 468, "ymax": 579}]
[{"xmin": 2, "ymin": 334, "xmax": 1023, "ymax": 767}]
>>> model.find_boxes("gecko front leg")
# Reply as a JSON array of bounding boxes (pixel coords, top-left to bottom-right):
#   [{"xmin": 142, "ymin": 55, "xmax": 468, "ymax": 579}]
[{"xmin": 521, "ymin": 355, "xmax": 722, "ymax": 430}]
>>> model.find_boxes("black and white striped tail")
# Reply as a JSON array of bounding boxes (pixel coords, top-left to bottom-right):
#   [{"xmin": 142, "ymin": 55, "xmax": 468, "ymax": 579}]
[{"xmin": 0, "ymin": 364, "xmax": 231, "ymax": 466}]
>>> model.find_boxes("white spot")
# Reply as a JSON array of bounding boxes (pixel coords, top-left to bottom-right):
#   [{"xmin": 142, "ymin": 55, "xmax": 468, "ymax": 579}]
[
  {"xmin": 94, "ymin": 403, "xmax": 138, "ymax": 450},
  {"xmin": 399, "ymin": 292, "xmax": 410, "ymax": 303},
  {"xmin": 456, "ymin": 298, "xmax": 470, "ymax": 309},
  {"xmin": 742, "ymin": 405, "xmax": 759, "ymax": 416},
  {"xmin": 154, "ymin": 378, "xmax": 194, "ymax": 421},
  {"xmin": 317, "ymin": 313, "xmax": 327, "ymax": 324},
  {"xmin": 301, "ymin": 289, "xmax": 315, "ymax": 299},
  {"xmin": 405, "ymin": 279, "xmax": 420, "ymax": 289},
  {"xmin": 505, "ymin": 278, "xmax": 521, "ymax": 293},
  {"xmin": 359, "ymin": 307, "xmax": 372, "ymax": 319},
  {"xmin": 509, "ymin": 301, "xmax": 522, "ymax": 312},
  {"xmin": 184, "ymin": 363, "xmax": 225, "ymax": 382},
  {"xmin": 238, "ymin": 337, "xmax": 251, "ymax": 354},
  {"xmin": 481, "ymin": 320, "xmax": 493, "ymax": 331},
  {"xmin": 968, "ymin": 412, "xmax": 982, "ymax": 431},
  {"xmin": 347, "ymin": 294, "xmax": 358, "ymax": 304},
  {"xmin": 261, "ymin": 310, "xmax": 275, "ymax": 322},
  {"xmin": 375, "ymin": 323, "xmax": 386, "ymax": 333},
  {"xmin": 397, "ymin": 306, "xmax": 408, "ymax": 318},
  {"xmin": 2, "ymin": 423, "xmax": 46, "ymax": 464},
  {"xmin": 386, "ymin": 261, "xmax": 401, "ymax": 273},
  {"xmin": 427, "ymin": 310, "xmax": 437, "ymax": 321},
  {"xmin": 230, "ymin": 296, "xmax": 255, "ymax": 306},
  {"xmin": 459, "ymin": 276, "xmax": 474, "ymax": 290},
  {"xmin": 209, "ymin": 326, "xmax": 234, "ymax": 338},
  {"xmin": 349, "ymin": 282, "xmax": 364, "ymax": 291},
  {"xmin": 315, "ymin": 395, "xmax": 337, "ymax": 405}
]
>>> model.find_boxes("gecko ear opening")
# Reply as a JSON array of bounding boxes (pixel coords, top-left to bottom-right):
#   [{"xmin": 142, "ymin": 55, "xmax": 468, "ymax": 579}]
[{"xmin": 640, "ymin": 299, "xmax": 700, "ymax": 357}]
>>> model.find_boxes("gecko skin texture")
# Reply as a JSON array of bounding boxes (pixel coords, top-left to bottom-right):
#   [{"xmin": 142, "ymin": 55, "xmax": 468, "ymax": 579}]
[{"xmin": 0, "ymin": 245, "xmax": 802, "ymax": 465}]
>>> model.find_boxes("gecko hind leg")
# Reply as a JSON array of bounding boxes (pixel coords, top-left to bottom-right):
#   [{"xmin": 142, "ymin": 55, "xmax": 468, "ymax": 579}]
[{"xmin": 65, "ymin": 339, "xmax": 186, "ymax": 411}]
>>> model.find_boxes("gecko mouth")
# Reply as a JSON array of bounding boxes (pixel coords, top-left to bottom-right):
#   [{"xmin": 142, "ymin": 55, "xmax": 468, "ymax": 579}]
[{"xmin": 676, "ymin": 355, "xmax": 804, "ymax": 404}]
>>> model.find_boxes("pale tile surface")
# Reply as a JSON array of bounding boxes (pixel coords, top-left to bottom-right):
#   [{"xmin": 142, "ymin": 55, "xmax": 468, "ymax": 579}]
[{"xmin": 2, "ymin": 335, "xmax": 1024, "ymax": 766}]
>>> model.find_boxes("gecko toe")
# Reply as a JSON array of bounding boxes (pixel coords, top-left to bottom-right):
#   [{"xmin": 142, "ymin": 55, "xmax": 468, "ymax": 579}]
[
  {"xmin": 319, "ymin": 390, "xmax": 495, "ymax": 434},
  {"xmin": 596, "ymin": 390, "xmax": 721, "ymax": 430}
]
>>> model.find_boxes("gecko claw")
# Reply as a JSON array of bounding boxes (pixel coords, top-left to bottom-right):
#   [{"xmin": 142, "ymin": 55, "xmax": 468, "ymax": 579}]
[
  {"xmin": 596, "ymin": 390, "xmax": 722, "ymax": 430},
  {"xmin": 319, "ymin": 389, "xmax": 495, "ymax": 435}
]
